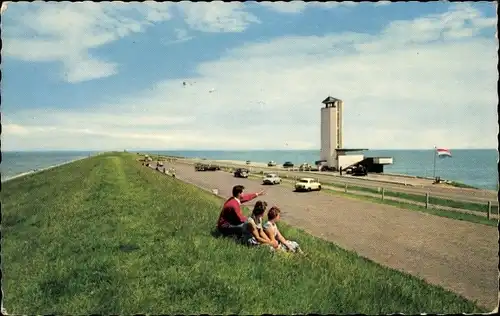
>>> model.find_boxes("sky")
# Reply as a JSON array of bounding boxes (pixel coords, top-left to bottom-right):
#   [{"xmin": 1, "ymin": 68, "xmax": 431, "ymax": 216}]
[{"xmin": 1, "ymin": 1, "xmax": 498, "ymax": 151}]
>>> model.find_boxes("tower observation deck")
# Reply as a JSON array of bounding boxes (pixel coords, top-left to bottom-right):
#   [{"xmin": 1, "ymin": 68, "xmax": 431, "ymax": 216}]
[{"xmin": 319, "ymin": 96, "xmax": 393, "ymax": 172}]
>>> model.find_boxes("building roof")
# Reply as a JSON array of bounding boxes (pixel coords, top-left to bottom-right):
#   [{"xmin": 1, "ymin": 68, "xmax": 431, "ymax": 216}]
[{"xmin": 322, "ymin": 96, "xmax": 342, "ymax": 104}]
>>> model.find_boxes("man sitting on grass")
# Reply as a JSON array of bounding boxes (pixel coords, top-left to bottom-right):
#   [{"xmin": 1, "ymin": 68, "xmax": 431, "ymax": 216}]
[
  {"xmin": 263, "ymin": 206, "xmax": 303, "ymax": 253},
  {"xmin": 216, "ymin": 185, "xmax": 265, "ymax": 237},
  {"xmin": 241, "ymin": 201, "xmax": 278, "ymax": 249}
]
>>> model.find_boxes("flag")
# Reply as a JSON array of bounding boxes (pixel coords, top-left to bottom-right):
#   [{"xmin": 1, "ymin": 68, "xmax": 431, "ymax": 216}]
[{"xmin": 436, "ymin": 147, "xmax": 452, "ymax": 157}]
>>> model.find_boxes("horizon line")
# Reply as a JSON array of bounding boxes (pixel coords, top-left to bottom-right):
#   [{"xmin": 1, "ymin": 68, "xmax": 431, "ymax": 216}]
[{"xmin": 3, "ymin": 148, "xmax": 498, "ymax": 152}]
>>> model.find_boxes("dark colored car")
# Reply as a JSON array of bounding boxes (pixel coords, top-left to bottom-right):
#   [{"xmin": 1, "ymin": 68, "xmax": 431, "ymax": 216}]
[
  {"xmin": 321, "ymin": 166, "xmax": 337, "ymax": 172},
  {"xmin": 283, "ymin": 161, "xmax": 294, "ymax": 168},
  {"xmin": 352, "ymin": 165, "xmax": 367, "ymax": 176},
  {"xmin": 234, "ymin": 168, "xmax": 249, "ymax": 178},
  {"xmin": 195, "ymin": 163, "xmax": 220, "ymax": 171}
]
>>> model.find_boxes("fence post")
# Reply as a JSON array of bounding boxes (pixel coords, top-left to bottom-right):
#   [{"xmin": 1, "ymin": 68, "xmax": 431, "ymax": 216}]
[
  {"xmin": 381, "ymin": 187, "xmax": 385, "ymax": 200},
  {"xmin": 487, "ymin": 201, "xmax": 491, "ymax": 220},
  {"xmin": 425, "ymin": 193, "xmax": 429, "ymax": 209},
  {"xmin": 344, "ymin": 183, "xmax": 348, "ymax": 193}
]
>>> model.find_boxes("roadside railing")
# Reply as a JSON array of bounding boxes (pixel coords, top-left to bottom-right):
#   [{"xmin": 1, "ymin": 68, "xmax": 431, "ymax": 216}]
[
  {"xmin": 217, "ymin": 165, "xmax": 499, "ymax": 220},
  {"xmin": 190, "ymin": 160, "xmax": 497, "ymax": 204},
  {"xmin": 143, "ymin": 158, "xmax": 498, "ymax": 220}
]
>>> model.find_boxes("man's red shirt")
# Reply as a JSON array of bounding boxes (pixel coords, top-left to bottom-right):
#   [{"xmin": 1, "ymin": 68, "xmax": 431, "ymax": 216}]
[{"xmin": 217, "ymin": 193, "xmax": 258, "ymax": 228}]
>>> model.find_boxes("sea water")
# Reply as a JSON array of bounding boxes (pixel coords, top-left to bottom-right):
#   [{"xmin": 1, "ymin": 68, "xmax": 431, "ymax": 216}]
[
  {"xmin": 1, "ymin": 151, "xmax": 97, "ymax": 182},
  {"xmin": 1, "ymin": 149, "xmax": 498, "ymax": 190}
]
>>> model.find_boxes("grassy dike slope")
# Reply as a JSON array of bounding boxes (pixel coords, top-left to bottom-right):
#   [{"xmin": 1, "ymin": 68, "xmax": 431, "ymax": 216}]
[{"xmin": 1, "ymin": 152, "xmax": 484, "ymax": 314}]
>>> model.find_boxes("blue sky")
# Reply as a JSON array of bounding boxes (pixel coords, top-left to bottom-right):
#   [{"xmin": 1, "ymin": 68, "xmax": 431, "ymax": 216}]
[{"xmin": 2, "ymin": 1, "xmax": 498, "ymax": 150}]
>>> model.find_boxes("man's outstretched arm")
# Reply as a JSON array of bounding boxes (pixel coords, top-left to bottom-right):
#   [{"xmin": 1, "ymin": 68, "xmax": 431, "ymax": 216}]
[{"xmin": 240, "ymin": 190, "xmax": 265, "ymax": 203}]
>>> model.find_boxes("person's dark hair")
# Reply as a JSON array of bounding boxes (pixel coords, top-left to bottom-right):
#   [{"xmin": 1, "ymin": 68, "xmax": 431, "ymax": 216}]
[
  {"xmin": 268, "ymin": 206, "xmax": 281, "ymax": 221},
  {"xmin": 232, "ymin": 185, "xmax": 245, "ymax": 197},
  {"xmin": 252, "ymin": 201, "xmax": 268, "ymax": 217}
]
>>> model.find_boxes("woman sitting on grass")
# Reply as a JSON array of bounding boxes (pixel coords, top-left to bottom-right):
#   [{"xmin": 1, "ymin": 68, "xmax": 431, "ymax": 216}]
[
  {"xmin": 263, "ymin": 206, "xmax": 303, "ymax": 253},
  {"xmin": 241, "ymin": 201, "xmax": 279, "ymax": 249}
]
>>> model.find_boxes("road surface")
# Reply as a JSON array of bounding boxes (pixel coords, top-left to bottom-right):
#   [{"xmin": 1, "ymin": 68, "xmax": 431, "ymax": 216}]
[
  {"xmin": 151, "ymin": 161, "xmax": 499, "ymax": 310},
  {"xmin": 181, "ymin": 159, "xmax": 498, "ymax": 205}
]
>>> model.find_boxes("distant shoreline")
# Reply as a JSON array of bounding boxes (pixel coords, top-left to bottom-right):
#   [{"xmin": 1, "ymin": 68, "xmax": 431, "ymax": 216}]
[
  {"xmin": 3, "ymin": 148, "xmax": 496, "ymax": 153},
  {"xmin": 1, "ymin": 155, "xmax": 94, "ymax": 184}
]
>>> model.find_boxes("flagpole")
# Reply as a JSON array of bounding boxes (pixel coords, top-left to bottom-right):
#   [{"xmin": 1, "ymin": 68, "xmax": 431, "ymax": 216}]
[{"xmin": 433, "ymin": 146, "xmax": 437, "ymax": 179}]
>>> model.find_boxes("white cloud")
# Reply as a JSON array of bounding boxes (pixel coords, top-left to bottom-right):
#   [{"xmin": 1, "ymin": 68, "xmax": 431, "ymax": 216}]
[
  {"xmin": 259, "ymin": 1, "xmax": 357, "ymax": 14},
  {"xmin": 1, "ymin": 2, "xmax": 9, "ymax": 14},
  {"xmin": 163, "ymin": 28, "xmax": 194, "ymax": 45},
  {"xmin": 259, "ymin": 0, "xmax": 358, "ymax": 14},
  {"xmin": 3, "ymin": 124, "xmax": 31, "ymax": 136},
  {"xmin": 2, "ymin": 2, "xmax": 260, "ymax": 83},
  {"xmin": 178, "ymin": 1, "xmax": 260, "ymax": 32},
  {"xmin": 3, "ymin": 3, "xmax": 498, "ymax": 150},
  {"xmin": 374, "ymin": 1, "xmax": 391, "ymax": 6},
  {"xmin": 3, "ymin": 2, "xmax": 172, "ymax": 83},
  {"xmin": 259, "ymin": 1, "xmax": 309, "ymax": 13}
]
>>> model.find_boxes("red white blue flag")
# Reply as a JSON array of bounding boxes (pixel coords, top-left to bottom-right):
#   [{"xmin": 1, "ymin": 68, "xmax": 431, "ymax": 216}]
[{"xmin": 436, "ymin": 147, "xmax": 452, "ymax": 157}]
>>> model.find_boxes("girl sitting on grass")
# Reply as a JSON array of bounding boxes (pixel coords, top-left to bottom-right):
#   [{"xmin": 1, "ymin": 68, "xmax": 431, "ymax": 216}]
[
  {"xmin": 241, "ymin": 201, "xmax": 279, "ymax": 249},
  {"xmin": 263, "ymin": 206, "xmax": 303, "ymax": 253}
]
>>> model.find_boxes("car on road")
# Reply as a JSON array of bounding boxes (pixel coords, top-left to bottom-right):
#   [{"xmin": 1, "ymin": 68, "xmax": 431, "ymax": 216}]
[
  {"xmin": 283, "ymin": 161, "xmax": 294, "ymax": 168},
  {"xmin": 263, "ymin": 173, "xmax": 281, "ymax": 185},
  {"xmin": 234, "ymin": 168, "xmax": 249, "ymax": 178},
  {"xmin": 299, "ymin": 163, "xmax": 312, "ymax": 171},
  {"xmin": 351, "ymin": 165, "xmax": 367, "ymax": 176},
  {"xmin": 157, "ymin": 161, "xmax": 164, "ymax": 167},
  {"xmin": 294, "ymin": 177, "xmax": 321, "ymax": 192},
  {"xmin": 195, "ymin": 163, "xmax": 220, "ymax": 171},
  {"xmin": 268, "ymin": 161, "xmax": 277, "ymax": 167}
]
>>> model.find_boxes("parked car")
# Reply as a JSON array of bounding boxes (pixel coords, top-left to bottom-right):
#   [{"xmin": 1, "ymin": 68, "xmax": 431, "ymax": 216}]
[
  {"xmin": 294, "ymin": 177, "xmax": 321, "ymax": 192},
  {"xmin": 351, "ymin": 165, "xmax": 367, "ymax": 176},
  {"xmin": 283, "ymin": 161, "xmax": 294, "ymax": 168},
  {"xmin": 320, "ymin": 165, "xmax": 336, "ymax": 172},
  {"xmin": 263, "ymin": 173, "xmax": 281, "ymax": 185},
  {"xmin": 299, "ymin": 163, "xmax": 312, "ymax": 171},
  {"xmin": 234, "ymin": 168, "xmax": 249, "ymax": 178},
  {"xmin": 195, "ymin": 163, "xmax": 206, "ymax": 171},
  {"xmin": 157, "ymin": 161, "xmax": 164, "ymax": 167},
  {"xmin": 246, "ymin": 160, "xmax": 251, "ymax": 165},
  {"xmin": 195, "ymin": 163, "xmax": 220, "ymax": 171},
  {"xmin": 268, "ymin": 161, "xmax": 277, "ymax": 167}
]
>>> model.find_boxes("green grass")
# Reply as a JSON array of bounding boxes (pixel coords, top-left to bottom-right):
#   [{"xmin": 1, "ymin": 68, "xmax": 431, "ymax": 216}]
[
  {"xmin": 322, "ymin": 189, "xmax": 497, "ymax": 227},
  {"xmin": 1, "ymin": 153, "xmax": 486, "ymax": 314},
  {"xmin": 323, "ymin": 182, "xmax": 498, "ymax": 214},
  {"xmin": 248, "ymin": 175, "xmax": 497, "ymax": 227}
]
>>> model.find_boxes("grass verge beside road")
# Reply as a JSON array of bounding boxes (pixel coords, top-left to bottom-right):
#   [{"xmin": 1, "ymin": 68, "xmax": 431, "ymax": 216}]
[
  {"xmin": 1, "ymin": 153, "xmax": 485, "ymax": 314},
  {"xmin": 248, "ymin": 175, "xmax": 498, "ymax": 227},
  {"xmin": 322, "ymin": 181, "xmax": 498, "ymax": 215},
  {"xmin": 244, "ymin": 168, "xmax": 498, "ymax": 216}
]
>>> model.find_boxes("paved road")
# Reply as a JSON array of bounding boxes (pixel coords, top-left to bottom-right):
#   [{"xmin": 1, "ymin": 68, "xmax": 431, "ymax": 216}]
[
  {"xmin": 255, "ymin": 174, "xmax": 499, "ymax": 219},
  {"xmin": 181, "ymin": 159, "xmax": 498, "ymax": 205},
  {"xmin": 152, "ymin": 161, "xmax": 498, "ymax": 310}
]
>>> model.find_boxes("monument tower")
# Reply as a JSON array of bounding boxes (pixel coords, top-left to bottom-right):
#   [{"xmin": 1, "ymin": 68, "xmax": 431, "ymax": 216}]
[
  {"xmin": 318, "ymin": 96, "xmax": 393, "ymax": 172},
  {"xmin": 320, "ymin": 96, "xmax": 344, "ymax": 168}
]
